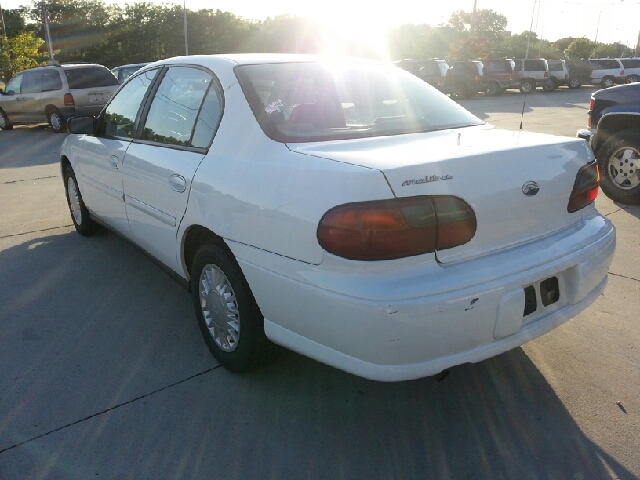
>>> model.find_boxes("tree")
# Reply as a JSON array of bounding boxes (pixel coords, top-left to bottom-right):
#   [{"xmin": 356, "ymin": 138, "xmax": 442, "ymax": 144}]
[
  {"xmin": 445, "ymin": 9, "xmax": 508, "ymax": 59},
  {"xmin": 565, "ymin": 38, "xmax": 596, "ymax": 59},
  {"xmin": 0, "ymin": 32, "xmax": 45, "ymax": 80}
]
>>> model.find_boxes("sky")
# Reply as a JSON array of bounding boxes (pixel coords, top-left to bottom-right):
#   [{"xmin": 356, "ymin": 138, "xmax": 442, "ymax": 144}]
[{"xmin": 2, "ymin": 0, "xmax": 639, "ymax": 52}]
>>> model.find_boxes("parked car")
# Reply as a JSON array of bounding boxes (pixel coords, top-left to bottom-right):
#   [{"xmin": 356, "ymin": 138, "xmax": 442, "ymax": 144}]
[
  {"xmin": 445, "ymin": 60, "xmax": 485, "ymax": 99},
  {"xmin": 0, "ymin": 63, "xmax": 120, "ymax": 132},
  {"xmin": 393, "ymin": 59, "xmax": 449, "ymax": 91},
  {"xmin": 61, "ymin": 54, "xmax": 615, "ymax": 381},
  {"xmin": 566, "ymin": 59, "xmax": 592, "ymax": 89},
  {"xmin": 481, "ymin": 59, "xmax": 515, "ymax": 96},
  {"xmin": 577, "ymin": 82, "xmax": 640, "ymax": 204},
  {"xmin": 588, "ymin": 58, "xmax": 625, "ymax": 88},
  {"xmin": 547, "ymin": 60, "xmax": 569, "ymax": 88},
  {"xmin": 112, "ymin": 62, "xmax": 150, "ymax": 83},
  {"xmin": 619, "ymin": 58, "xmax": 640, "ymax": 83},
  {"xmin": 511, "ymin": 59, "xmax": 554, "ymax": 93}
]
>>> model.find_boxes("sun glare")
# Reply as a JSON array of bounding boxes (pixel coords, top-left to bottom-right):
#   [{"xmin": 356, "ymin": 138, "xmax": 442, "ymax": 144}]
[{"xmin": 317, "ymin": 15, "xmax": 391, "ymax": 61}]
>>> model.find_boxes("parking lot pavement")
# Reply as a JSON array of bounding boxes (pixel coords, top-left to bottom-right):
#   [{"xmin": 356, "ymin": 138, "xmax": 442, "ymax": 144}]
[{"xmin": 1, "ymin": 97, "xmax": 639, "ymax": 479}]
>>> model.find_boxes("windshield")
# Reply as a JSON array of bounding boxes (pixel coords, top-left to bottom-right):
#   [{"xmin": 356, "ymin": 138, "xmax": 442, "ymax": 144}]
[{"xmin": 235, "ymin": 61, "xmax": 482, "ymax": 143}]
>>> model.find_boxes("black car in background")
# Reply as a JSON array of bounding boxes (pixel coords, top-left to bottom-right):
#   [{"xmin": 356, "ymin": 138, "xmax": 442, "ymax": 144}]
[
  {"xmin": 566, "ymin": 59, "xmax": 592, "ymax": 89},
  {"xmin": 577, "ymin": 82, "xmax": 640, "ymax": 204},
  {"xmin": 445, "ymin": 60, "xmax": 485, "ymax": 99}
]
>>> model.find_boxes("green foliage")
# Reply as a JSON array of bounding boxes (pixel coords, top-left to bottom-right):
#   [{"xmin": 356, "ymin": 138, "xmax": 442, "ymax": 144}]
[
  {"xmin": 565, "ymin": 38, "xmax": 596, "ymax": 59},
  {"xmin": 0, "ymin": 32, "xmax": 45, "ymax": 79}
]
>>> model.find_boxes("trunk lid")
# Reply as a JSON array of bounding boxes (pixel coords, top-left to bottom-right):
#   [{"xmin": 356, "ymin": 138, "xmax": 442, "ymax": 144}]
[{"xmin": 289, "ymin": 126, "xmax": 594, "ymax": 263}]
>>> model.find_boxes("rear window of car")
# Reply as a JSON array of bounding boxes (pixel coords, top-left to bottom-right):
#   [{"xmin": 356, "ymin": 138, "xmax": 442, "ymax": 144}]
[
  {"xmin": 65, "ymin": 66, "xmax": 119, "ymax": 89},
  {"xmin": 620, "ymin": 59, "xmax": 640, "ymax": 69},
  {"xmin": 524, "ymin": 60, "xmax": 547, "ymax": 71},
  {"xmin": 484, "ymin": 61, "xmax": 512, "ymax": 73},
  {"xmin": 235, "ymin": 62, "xmax": 482, "ymax": 143},
  {"xmin": 548, "ymin": 62, "xmax": 564, "ymax": 72},
  {"xmin": 590, "ymin": 59, "xmax": 620, "ymax": 70},
  {"xmin": 417, "ymin": 62, "xmax": 439, "ymax": 76}
]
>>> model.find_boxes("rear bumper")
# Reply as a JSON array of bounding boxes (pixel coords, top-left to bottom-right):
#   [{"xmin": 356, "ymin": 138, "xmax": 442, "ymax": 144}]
[{"xmin": 232, "ymin": 212, "xmax": 615, "ymax": 381}]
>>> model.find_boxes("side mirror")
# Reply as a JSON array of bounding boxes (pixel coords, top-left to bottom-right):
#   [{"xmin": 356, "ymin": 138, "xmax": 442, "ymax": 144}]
[{"xmin": 67, "ymin": 116, "xmax": 96, "ymax": 135}]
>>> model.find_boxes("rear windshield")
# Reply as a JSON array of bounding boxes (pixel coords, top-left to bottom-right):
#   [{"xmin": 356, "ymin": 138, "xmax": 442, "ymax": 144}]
[
  {"xmin": 417, "ymin": 62, "xmax": 439, "ymax": 76},
  {"xmin": 484, "ymin": 60, "xmax": 512, "ymax": 73},
  {"xmin": 65, "ymin": 66, "xmax": 119, "ymax": 89},
  {"xmin": 524, "ymin": 60, "xmax": 547, "ymax": 71},
  {"xmin": 548, "ymin": 62, "xmax": 564, "ymax": 72},
  {"xmin": 235, "ymin": 62, "xmax": 482, "ymax": 143}
]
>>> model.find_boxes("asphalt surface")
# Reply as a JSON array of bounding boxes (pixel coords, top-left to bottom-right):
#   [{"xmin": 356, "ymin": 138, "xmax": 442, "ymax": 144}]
[{"xmin": 1, "ymin": 87, "xmax": 639, "ymax": 479}]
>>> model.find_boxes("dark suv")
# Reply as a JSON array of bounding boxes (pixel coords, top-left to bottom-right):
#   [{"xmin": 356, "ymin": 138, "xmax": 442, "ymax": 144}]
[
  {"xmin": 445, "ymin": 61, "xmax": 485, "ymax": 99},
  {"xmin": 394, "ymin": 59, "xmax": 449, "ymax": 92},
  {"xmin": 481, "ymin": 59, "xmax": 515, "ymax": 96},
  {"xmin": 566, "ymin": 59, "xmax": 592, "ymax": 89},
  {"xmin": 577, "ymin": 82, "xmax": 640, "ymax": 204}
]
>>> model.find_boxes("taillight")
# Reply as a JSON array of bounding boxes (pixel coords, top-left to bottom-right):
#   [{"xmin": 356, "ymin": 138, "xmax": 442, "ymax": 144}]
[
  {"xmin": 568, "ymin": 162, "xmax": 599, "ymax": 213},
  {"xmin": 317, "ymin": 196, "xmax": 476, "ymax": 261},
  {"xmin": 544, "ymin": 72, "xmax": 549, "ymax": 78},
  {"xmin": 587, "ymin": 97, "xmax": 595, "ymax": 128},
  {"xmin": 474, "ymin": 75, "xmax": 480, "ymax": 82},
  {"xmin": 509, "ymin": 74, "xmax": 513, "ymax": 81},
  {"xmin": 437, "ymin": 77, "xmax": 444, "ymax": 86},
  {"xmin": 621, "ymin": 70, "xmax": 624, "ymax": 76},
  {"xmin": 64, "ymin": 93, "xmax": 75, "ymax": 106}
]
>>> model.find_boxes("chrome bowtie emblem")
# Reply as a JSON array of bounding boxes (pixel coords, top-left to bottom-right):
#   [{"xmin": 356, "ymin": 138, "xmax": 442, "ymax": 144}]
[{"xmin": 522, "ymin": 181, "xmax": 540, "ymax": 196}]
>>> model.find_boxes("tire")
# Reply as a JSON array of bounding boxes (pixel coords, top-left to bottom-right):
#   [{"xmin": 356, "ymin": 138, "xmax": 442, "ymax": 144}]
[
  {"xmin": 626, "ymin": 75, "xmax": 640, "ymax": 84},
  {"xmin": 191, "ymin": 243, "xmax": 279, "ymax": 373},
  {"xmin": 568, "ymin": 77, "xmax": 581, "ymax": 89},
  {"xmin": 519, "ymin": 80, "xmax": 535, "ymax": 94},
  {"xmin": 63, "ymin": 165, "xmax": 96, "ymax": 235},
  {"xmin": 450, "ymin": 83, "xmax": 471, "ymax": 100},
  {"xmin": 542, "ymin": 79, "xmax": 557, "ymax": 92},
  {"xmin": 601, "ymin": 77, "xmax": 615, "ymax": 88},
  {"xmin": 0, "ymin": 109, "xmax": 13, "ymax": 130},
  {"xmin": 597, "ymin": 130, "xmax": 640, "ymax": 205},
  {"xmin": 485, "ymin": 81, "xmax": 502, "ymax": 96},
  {"xmin": 48, "ymin": 108, "xmax": 66, "ymax": 133}
]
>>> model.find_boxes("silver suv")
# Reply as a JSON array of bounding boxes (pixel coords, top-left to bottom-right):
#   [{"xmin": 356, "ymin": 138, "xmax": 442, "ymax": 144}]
[
  {"xmin": 619, "ymin": 58, "xmax": 640, "ymax": 83},
  {"xmin": 0, "ymin": 63, "xmax": 120, "ymax": 133},
  {"xmin": 588, "ymin": 58, "xmax": 625, "ymax": 88},
  {"xmin": 547, "ymin": 60, "xmax": 569, "ymax": 88},
  {"xmin": 511, "ymin": 59, "xmax": 553, "ymax": 93}
]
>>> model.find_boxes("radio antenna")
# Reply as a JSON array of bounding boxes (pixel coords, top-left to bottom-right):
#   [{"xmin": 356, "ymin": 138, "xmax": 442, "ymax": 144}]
[{"xmin": 521, "ymin": 0, "xmax": 538, "ymax": 130}]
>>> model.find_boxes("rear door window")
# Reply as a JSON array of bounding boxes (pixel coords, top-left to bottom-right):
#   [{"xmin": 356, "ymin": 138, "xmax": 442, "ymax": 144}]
[
  {"xmin": 65, "ymin": 67, "xmax": 120, "ymax": 89},
  {"xmin": 41, "ymin": 70, "xmax": 62, "ymax": 92}
]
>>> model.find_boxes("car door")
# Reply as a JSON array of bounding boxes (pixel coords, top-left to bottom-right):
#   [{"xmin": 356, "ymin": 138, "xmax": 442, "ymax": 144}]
[
  {"xmin": 77, "ymin": 68, "xmax": 159, "ymax": 234},
  {"xmin": 1, "ymin": 73, "xmax": 25, "ymax": 121},
  {"xmin": 19, "ymin": 70, "xmax": 47, "ymax": 122},
  {"xmin": 121, "ymin": 66, "xmax": 223, "ymax": 273}
]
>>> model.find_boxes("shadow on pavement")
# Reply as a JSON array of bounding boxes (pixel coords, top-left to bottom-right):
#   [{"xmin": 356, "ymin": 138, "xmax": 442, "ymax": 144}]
[
  {"xmin": 0, "ymin": 126, "xmax": 66, "ymax": 170},
  {"xmin": 0, "ymin": 229, "xmax": 635, "ymax": 479}
]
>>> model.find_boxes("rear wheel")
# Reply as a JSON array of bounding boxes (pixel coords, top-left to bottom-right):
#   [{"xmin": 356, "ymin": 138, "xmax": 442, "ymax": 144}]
[
  {"xmin": 191, "ymin": 243, "xmax": 279, "ymax": 372},
  {"xmin": 601, "ymin": 77, "xmax": 615, "ymax": 88},
  {"xmin": 542, "ymin": 79, "xmax": 557, "ymax": 91},
  {"xmin": 485, "ymin": 81, "xmax": 502, "ymax": 96},
  {"xmin": 568, "ymin": 77, "xmax": 581, "ymax": 89},
  {"xmin": 63, "ymin": 165, "xmax": 96, "ymax": 235},
  {"xmin": 597, "ymin": 130, "xmax": 640, "ymax": 205},
  {"xmin": 0, "ymin": 109, "xmax": 13, "ymax": 130},
  {"xmin": 48, "ymin": 108, "xmax": 66, "ymax": 133},
  {"xmin": 450, "ymin": 83, "xmax": 471, "ymax": 100},
  {"xmin": 519, "ymin": 80, "xmax": 535, "ymax": 94}
]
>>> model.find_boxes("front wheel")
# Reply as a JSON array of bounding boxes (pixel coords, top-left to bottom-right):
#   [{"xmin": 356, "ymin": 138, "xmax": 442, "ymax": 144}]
[
  {"xmin": 601, "ymin": 77, "xmax": 615, "ymax": 88},
  {"xmin": 63, "ymin": 165, "xmax": 96, "ymax": 235},
  {"xmin": 48, "ymin": 108, "xmax": 66, "ymax": 133},
  {"xmin": 0, "ymin": 109, "xmax": 13, "ymax": 130},
  {"xmin": 450, "ymin": 83, "xmax": 471, "ymax": 100},
  {"xmin": 191, "ymin": 243, "xmax": 279, "ymax": 373},
  {"xmin": 626, "ymin": 75, "xmax": 640, "ymax": 84},
  {"xmin": 568, "ymin": 77, "xmax": 581, "ymax": 89},
  {"xmin": 519, "ymin": 80, "xmax": 535, "ymax": 94},
  {"xmin": 597, "ymin": 130, "xmax": 640, "ymax": 205}
]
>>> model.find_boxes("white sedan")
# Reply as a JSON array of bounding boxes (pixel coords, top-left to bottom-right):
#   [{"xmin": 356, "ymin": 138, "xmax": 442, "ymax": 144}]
[{"xmin": 60, "ymin": 54, "xmax": 615, "ymax": 381}]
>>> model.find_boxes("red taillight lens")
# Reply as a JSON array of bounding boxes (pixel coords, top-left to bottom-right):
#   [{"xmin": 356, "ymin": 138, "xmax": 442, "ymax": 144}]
[
  {"xmin": 587, "ymin": 97, "xmax": 595, "ymax": 128},
  {"xmin": 437, "ymin": 77, "xmax": 444, "ymax": 86},
  {"xmin": 64, "ymin": 93, "xmax": 75, "ymax": 106},
  {"xmin": 317, "ymin": 196, "xmax": 476, "ymax": 261},
  {"xmin": 544, "ymin": 72, "xmax": 548, "ymax": 78},
  {"xmin": 474, "ymin": 75, "xmax": 480, "ymax": 82},
  {"xmin": 568, "ymin": 162, "xmax": 599, "ymax": 213}
]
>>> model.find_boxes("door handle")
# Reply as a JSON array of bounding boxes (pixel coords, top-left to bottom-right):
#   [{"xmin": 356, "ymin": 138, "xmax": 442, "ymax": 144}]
[
  {"xmin": 168, "ymin": 174, "xmax": 187, "ymax": 193},
  {"xmin": 109, "ymin": 156, "xmax": 120, "ymax": 169}
]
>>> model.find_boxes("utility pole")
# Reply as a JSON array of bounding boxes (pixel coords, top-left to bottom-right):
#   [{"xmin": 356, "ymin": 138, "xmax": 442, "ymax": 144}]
[
  {"xmin": 470, "ymin": 0, "xmax": 478, "ymax": 33},
  {"xmin": 0, "ymin": 2, "xmax": 7, "ymax": 41},
  {"xmin": 183, "ymin": 0, "xmax": 188, "ymax": 55},
  {"xmin": 594, "ymin": 10, "xmax": 602, "ymax": 43},
  {"xmin": 39, "ymin": 1, "xmax": 54, "ymax": 61}
]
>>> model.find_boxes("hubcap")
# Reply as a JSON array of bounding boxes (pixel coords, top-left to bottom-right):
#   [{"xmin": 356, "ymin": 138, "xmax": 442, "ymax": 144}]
[
  {"xmin": 50, "ymin": 113, "xmax": 61, "ymax": 131},
  {"xmin": 608, "ymin": 146, "xmax": 640, "ymax": 190},
  {"xmin": 569, "ymin": 79, "xmax": 579, "ymax": 88},
  {"xmin": 67, "ymin": 177, "xmax": 82, "ymax": 224},
  {"xmin": 0, "ymin": 112, "xmax": 6, "ymax": 128},
  {"xmin": 199, "ymin": 264, "xmax": 240, "ymax": 352},
  {"xmin": 522, "ymin": 83, "xmax": 532, "ymax": 93}
]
